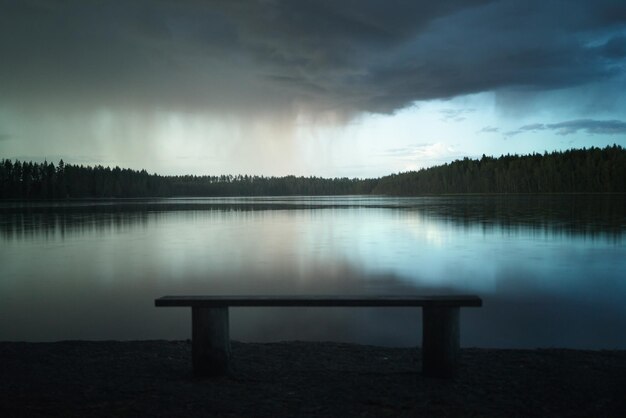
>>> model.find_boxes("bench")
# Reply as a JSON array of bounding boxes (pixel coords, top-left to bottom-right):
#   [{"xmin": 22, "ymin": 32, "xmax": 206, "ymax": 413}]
[{"xmin": 154, "ymin": 295, "xmax": 482, "ymax": 378}]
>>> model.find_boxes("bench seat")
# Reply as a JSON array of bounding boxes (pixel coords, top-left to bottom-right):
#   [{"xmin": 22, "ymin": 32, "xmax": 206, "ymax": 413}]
[
  {"xmin": 155, "ymin": 295, "xmax": 482, "ymax": 378},
  {"xmin": 155, "ymin": 295, "xmax": 482, "ymax": 307}
]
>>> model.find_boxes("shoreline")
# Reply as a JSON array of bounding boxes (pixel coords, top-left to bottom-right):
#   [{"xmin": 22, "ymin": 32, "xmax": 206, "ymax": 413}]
[{"xmin": 2, "ymin": 340, "xmax": 625, "ymax": 417}]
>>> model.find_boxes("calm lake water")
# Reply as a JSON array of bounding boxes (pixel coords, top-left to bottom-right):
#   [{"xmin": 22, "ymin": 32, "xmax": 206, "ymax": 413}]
[{"xmin": 1, "ymin": 195, "xmax": 625, "ymax": 348}]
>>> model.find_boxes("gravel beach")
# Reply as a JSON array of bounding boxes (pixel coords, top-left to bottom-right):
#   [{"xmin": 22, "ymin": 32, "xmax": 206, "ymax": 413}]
[{"xmin": 1, "ymin": 340, "xmax": 625, "ymax": 417}]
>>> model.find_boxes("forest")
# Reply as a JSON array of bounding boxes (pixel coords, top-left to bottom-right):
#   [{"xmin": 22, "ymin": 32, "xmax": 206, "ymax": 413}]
[
  {"xmin": 1, "ymin": 145, "xmax": 624, "ymax": 198},
  {"xmin": 372, "ymin": 145, "xmax": 625, "ymax": 195}
]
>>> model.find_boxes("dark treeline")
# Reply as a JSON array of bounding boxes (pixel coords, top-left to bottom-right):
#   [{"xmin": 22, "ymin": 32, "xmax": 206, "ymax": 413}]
[
  {"xmin": 1, "ymin": 145, "xmax": 624, "ymax": 198},
  {"xmin": 0, "ymin": 159, "xmax": 376, "ymax": 198},
  {"xmin": 373, "ymin": 145, "xmax": 626, "ymax": 195}
]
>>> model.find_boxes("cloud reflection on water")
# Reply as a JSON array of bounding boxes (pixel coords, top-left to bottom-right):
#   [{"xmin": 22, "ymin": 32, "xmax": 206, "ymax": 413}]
[{"xmin": 0, "ymin": 196, "xmax": 624, "ymax": 348}]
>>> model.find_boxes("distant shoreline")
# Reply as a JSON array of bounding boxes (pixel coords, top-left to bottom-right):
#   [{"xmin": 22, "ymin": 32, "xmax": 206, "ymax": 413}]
[
  {"xmin": 2, "ymin": 191, "xmax": 626, "ymax": 201},
  {"xmin": 3, "ymin": 146, "xmax": 625, "ymax": 198},
  {"xmin": 2, "ymin": 340, "xmax": 625, "ymax": 417}
]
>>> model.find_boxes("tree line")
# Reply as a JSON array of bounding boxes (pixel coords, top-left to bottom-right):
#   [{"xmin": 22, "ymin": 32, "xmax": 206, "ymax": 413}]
[
  {"xmin": 372, "ymin": 145, "xmax": 625, "ymax": 195},
  {"xmin": 1, "ymin": 145, "xmax": 624, "ymax": 198},
  {"xmin": 0, "ymin": 159, "xmax": 376, "ymax": 198}
]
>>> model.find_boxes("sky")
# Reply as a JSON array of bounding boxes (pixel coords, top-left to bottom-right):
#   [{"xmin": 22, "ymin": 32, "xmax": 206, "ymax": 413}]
[{"xmin": 1, "ymin": 0, "xmax": 625, "ymax": 178}]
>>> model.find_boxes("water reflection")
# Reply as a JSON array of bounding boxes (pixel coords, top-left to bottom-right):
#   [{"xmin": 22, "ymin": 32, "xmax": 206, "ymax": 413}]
[
  {"xmin": 0, "ymin": 196, "xmax": 625, "ymax": 348},
  {"xmin": 2, "ymin": 195, "xmax": 624, "ymax": 239}
]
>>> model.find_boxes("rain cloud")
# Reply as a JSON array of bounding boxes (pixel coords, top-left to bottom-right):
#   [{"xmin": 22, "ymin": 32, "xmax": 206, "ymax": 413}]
[{"xmin": 1, "ymin": 0, "xmax": 625, "ymax": 117}]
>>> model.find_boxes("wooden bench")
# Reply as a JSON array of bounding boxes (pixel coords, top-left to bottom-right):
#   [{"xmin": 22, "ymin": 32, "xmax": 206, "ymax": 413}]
[{"xmin": 154, "ymin": 295, "xmax": 482, "ymax": 378}]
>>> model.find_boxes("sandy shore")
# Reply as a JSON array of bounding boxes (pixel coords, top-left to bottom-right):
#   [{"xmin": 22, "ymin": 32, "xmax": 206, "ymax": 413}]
[{"xmin": 1, "ymin": 340, "xmax": 625, "ymax": 417}]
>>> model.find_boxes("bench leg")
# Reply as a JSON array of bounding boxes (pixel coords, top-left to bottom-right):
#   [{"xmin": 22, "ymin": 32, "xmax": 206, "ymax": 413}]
[
  {"xmin": 192, "ymin": 307, "xmax": 231, "ymax": 377},
  {"xmin": 422, "ymin": 306, "xmax": 459, "ymax": 378}
]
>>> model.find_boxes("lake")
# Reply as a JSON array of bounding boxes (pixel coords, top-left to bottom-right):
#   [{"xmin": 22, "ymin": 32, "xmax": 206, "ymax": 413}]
[{"xmin": 1, "ymin": 195, "xmax": 625, "ymax": 348}]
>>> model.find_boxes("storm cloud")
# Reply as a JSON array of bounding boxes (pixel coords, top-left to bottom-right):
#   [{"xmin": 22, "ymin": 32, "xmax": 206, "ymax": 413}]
[{"xmin": 1, "ymin": 0, "xmax": 625, "ymax": 117}]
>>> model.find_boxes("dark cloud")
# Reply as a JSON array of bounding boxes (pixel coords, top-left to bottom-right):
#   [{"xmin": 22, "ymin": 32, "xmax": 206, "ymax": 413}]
[
  {"xmin": 505, "ymin": 123, "xmax": 547, "ymax": 136},
  {"xmin": 478, "ymin": 126, "xmax": 499, "ymax": 133},
  {"xmin": 547, "ymin": 119, "xmax": 626, "ymax": 135},
  {"xmin": 1, "ymin": 0, "xmax": 625, "ymax": 115},
  {"xmin": 506, "ymin": 119, "xmax": 626, "ymax": 137},
  {"xmin": 504, "ymin": 124, "xmax": 547, "ymax": 136},
  {"xmin": 600, "ymin": 35, "xmax": 626, "ymax": 59}
]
